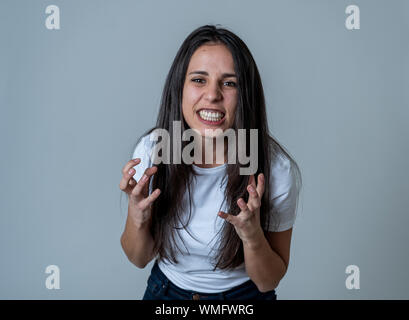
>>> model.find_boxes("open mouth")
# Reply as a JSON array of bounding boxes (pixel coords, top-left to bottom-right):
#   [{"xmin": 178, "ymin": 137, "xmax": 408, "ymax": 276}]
[{"xmin": 196, "ymin": 109, "xmax": 226, "ymax": 124}]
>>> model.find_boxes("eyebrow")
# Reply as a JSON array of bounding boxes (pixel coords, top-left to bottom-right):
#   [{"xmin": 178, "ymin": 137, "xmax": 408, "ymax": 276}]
[{"xmin": 188, "ymin": 70, "xmax": 237, "ymax": 78}]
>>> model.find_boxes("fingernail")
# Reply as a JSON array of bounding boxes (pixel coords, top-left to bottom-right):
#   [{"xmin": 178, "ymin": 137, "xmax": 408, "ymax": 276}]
[
  {"xmin": 249, "ymin": 186, "xmax": 255, "ymax": 192},
  {"xmin": 142, "ymin": 174, "xmax": 148, "ymax": 182},
  {"xmin": 128, "ymin": 169, "xmax": 134, "ymax": 175}
]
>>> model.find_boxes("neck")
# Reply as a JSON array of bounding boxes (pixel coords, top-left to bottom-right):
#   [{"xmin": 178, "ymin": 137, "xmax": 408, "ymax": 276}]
[{"xmin": 193, "ymin": 136, "xmax": 228, "ymax": 168}]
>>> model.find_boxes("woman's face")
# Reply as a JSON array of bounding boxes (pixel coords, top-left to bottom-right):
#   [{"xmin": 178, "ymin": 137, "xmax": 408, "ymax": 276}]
[{"xmin": 182, "ymin": 43, "xmax": 238, "ymax": 137}]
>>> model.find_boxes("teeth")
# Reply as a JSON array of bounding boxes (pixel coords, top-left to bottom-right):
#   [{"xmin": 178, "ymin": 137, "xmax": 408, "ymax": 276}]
[{"xmin": 198, "ymin": 110, "xmax": 224, "ymax": 122}]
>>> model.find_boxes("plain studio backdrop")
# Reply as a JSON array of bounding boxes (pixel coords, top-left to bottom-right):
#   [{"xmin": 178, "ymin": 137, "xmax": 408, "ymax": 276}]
[{"xmin": 0, "ymin": 0, "xmax": 408, "ymax": 299}]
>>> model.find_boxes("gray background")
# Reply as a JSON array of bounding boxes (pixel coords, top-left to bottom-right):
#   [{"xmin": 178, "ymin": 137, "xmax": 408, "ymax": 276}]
[{"xmin": 1, "ymin": 0, "xmax": 408, "ymax": 299}]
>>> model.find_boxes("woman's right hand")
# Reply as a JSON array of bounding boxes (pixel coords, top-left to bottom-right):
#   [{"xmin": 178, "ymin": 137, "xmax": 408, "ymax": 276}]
[{"xmin": 119, "ymin": 158, "xmax": 161, "ymax": 225}]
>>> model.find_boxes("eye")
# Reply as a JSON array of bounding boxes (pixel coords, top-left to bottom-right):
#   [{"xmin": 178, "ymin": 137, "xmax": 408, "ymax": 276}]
[
  {"xmin": 191, "ymin": 78, "xmax": 205, "ymax": 84},
  {"xmin": 224, "ymin": 81, "xmax": 237, "ymax": 87}
]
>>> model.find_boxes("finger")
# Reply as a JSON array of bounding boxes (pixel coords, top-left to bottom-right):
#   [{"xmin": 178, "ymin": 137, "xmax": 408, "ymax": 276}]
[
  {"xmin": 131, "ymin": 166, "xmax": 157, "ymax": 197},
  {"xmin": 249, "ymin": 174, "xmax": 257, "ymax": 189},
  {"xmin": 121, "ymin": 158, "xmax": 141, "ymax": 175},
  {"xmin": 139, "ymin": 188, "xmax": 161, "ymax": 209},
  {"xmin": 237, "ymin": 198, "xmax": 253, "ymax": 218},
  {"xmin": 256, "ymin": 173, "xmax": 265, "ymax": 198},
  {"xmin": 246, "ymin": 183, "xmax": 261, "ymax": 212},
  {"xmin": 119, "ymin": 158, "xmax": 141, "ymax": 190},
  {"xmin": 131, "ymin": 166, "xmax": 158, "ymax": 197},
  {"xmin": 139, "ymin": 165, "xmax": 158, "ymax": 196},
  {"xmin": 218, "ymin": 211, "xmax": 237, "ymax": 225}
]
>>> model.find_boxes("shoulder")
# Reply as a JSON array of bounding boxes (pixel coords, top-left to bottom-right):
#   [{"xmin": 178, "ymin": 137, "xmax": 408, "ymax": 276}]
[
  {"xmin": 264, "ymin": 151, "xmax": 300, "ymax": 232},
  {"xmin": 132, "ymin": 131, "xmax": 160, "ymax": 162},
  {"xmin": 132, "ymin": 132, "xmax": 156, "ymax": 154},
  {"xmin": 131, "ymin": 132, "xmax": 156, "ymax": 182},
  {"xmin": 269, "ymin": 153, "xmax": 296, "ymax": 200}
]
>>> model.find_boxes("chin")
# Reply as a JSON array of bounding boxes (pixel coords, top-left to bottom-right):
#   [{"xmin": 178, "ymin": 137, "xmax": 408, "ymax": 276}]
[{"xmin": 200, "ymin": 127, "xmax": 228, "ymax": 139}]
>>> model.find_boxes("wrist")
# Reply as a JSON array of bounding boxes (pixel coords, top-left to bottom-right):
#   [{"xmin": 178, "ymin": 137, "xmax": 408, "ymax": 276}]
[
  {"xmin": 128, "ymin": 200, "xmax": 151, "ymax": 228},
  {"xmin": 126, "ymin": 212, "xmax": 151, "ymax": 230},
  {"xmin": 242, "ymin": 229, "xmax": 266, "ymax": 250}
]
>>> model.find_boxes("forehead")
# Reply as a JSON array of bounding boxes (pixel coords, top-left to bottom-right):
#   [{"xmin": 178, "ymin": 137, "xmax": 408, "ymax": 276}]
[{"xmin": 187, "ymin": 43, "xmax": 235, "ymax": 72}]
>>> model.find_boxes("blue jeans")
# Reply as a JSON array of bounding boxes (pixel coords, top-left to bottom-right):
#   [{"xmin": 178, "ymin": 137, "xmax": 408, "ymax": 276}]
[{"xmin": 142, "ymin": 261, "xmax": 277, "ymax": 300}]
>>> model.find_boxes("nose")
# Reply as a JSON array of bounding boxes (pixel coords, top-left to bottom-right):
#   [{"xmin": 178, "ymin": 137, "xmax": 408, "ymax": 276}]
[{"xmin": 204, "ymin": 81, "xmax": 222, "ymax": 102}]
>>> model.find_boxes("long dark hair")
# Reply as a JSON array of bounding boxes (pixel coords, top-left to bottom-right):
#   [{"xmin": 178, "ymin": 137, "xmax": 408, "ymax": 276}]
[{"xmin": 130, "ymin": 25, "xmax": 302, "ymax": 270}]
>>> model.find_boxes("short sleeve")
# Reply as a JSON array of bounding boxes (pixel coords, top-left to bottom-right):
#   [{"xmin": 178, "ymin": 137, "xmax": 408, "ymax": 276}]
[
  {"xmin": 131, "ymin": 134, "xmax": 154, "ymax": 188},
  {"xmin": 264, "ymin": 155, "xmax": 299, "ymax": 232}
]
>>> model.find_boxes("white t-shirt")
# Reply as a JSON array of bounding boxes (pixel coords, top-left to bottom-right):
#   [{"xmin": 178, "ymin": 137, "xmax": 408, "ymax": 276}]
[{"xmin": 131, "ymin": 132, "xmax": 298, "ymax": 293}]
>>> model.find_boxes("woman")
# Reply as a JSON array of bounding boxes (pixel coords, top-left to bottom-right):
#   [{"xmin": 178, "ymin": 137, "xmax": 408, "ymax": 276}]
[{"xmin": 119, "ymin": 25, "xmax": 302, "ymax": 300}]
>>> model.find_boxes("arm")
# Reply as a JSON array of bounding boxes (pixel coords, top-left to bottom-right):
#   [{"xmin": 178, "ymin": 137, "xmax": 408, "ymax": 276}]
[
  {"xmin": 243, "ymin": 228, "xmax": 292, "ymax": 292},
  {"xmin": 119, "ymin": 159, "xmax": 160, "ymax": 269},
  {"xmin": 218, "ymin": 173, "xmax": 295, "ymax": 292},
  {"xmin": 120, "ymin": 203, "xmax": 157, "ymax": 269}
]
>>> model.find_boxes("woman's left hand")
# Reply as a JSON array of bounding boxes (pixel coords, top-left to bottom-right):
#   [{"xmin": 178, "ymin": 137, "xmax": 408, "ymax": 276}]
[{"xmin": 218, "ymin": 173, "xmax": 265, "ymax": 245}]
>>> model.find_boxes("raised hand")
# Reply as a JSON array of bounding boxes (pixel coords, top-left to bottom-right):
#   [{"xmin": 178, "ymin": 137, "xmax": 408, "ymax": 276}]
[
  {"xmin": 119, "ymin": 158, "xmax": 161, "ymax": 225},
  {"xmin": 218, "ymin": 173, "xmax": 265, "ymax": 244}
]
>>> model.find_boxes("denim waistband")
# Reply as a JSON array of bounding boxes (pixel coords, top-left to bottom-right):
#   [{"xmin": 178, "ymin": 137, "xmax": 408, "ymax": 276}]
[{"xmin": 150, "ymin": 260, "xmax": 265, "ymax": 300}]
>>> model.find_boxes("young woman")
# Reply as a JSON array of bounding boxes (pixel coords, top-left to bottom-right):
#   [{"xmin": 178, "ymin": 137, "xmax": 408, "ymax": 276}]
[{"xmin": 119, "ymin": 25, "xmax": 302, "ymax": 300}]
